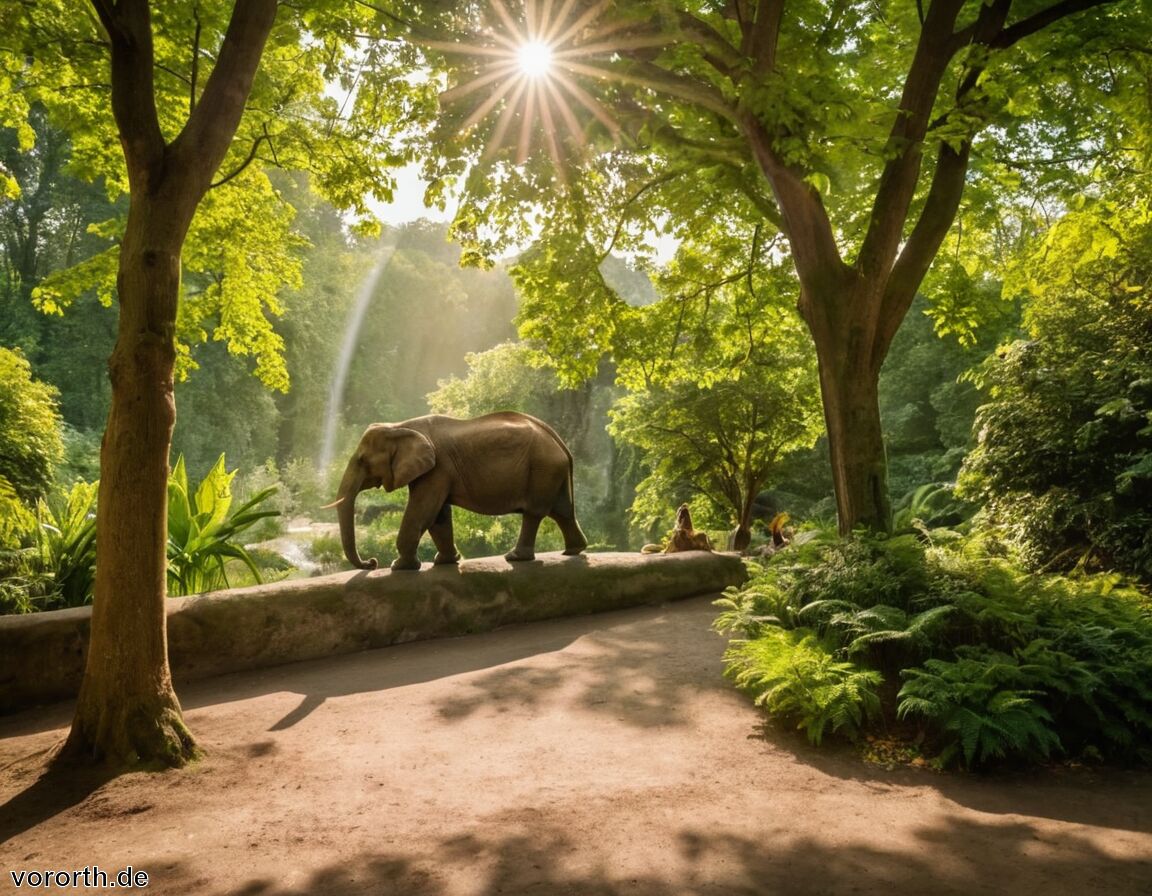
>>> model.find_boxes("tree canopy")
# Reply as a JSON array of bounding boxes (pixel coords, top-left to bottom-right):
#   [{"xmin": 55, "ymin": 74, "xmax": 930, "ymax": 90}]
[{"xmin": 384, "ymin": 0, "xmax": 1148, "ymax": 533}]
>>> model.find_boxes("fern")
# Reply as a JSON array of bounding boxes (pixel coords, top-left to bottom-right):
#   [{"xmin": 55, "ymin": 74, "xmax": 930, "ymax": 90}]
[
  {"xmin": 898, "ymin": 655, "xmax": 1063, "ymax": 768},
  {"xmin": 714, "ymin": 523, "xmax": 1152, "ymax": 766},
  {"xmin": 713, "ymin": 568, "xmax": 799, "ymax": 637},
  {"xmin": 724, "ymin": 628, "xmax": 882, "ymax": 745}
]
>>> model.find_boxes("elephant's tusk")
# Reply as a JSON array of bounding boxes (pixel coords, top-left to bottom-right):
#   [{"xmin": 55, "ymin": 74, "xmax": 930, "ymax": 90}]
[{"xmin": 321, "ymin": 497, "xmax": 345, "ymax": 509}]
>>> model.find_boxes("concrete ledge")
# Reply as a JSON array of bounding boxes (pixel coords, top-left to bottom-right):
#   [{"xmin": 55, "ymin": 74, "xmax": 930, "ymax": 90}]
[{"xmin": 0, "ymin": 551, "xmax": 747, "ymax": 714}]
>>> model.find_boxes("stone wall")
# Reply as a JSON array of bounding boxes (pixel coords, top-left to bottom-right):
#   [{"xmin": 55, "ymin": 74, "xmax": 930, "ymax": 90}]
[{"xmin": 0, "ymin": 551, "xmax": 747, "ymax": 714}]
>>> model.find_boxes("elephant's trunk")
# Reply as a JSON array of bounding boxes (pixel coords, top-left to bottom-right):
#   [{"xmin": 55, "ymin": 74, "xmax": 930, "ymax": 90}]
[{"xmin": 335, "ymin": 457, "xmax": 377, "ymax": 571}]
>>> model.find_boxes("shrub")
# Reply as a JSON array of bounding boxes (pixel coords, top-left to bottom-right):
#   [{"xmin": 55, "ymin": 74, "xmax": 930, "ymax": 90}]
[
  {"xmin": 723, "ymin": 628, "xmax": 882, "ymax": 745},
  {"xmin": 716, "ymin": 527, "xmax": 1152, "ymax": 768},
  {"xmin": 33, "ymin": 479, "xmax": 98, "ymax": 609},
  {"xmin": 0, "ymin": 347, "xmax": 64, "ymax": 504}
]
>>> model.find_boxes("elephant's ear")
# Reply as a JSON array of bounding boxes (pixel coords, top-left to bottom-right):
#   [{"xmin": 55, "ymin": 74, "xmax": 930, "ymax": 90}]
[{"xmin": 391, "ymin": 428, "xmax": 436, "ymax": 489}]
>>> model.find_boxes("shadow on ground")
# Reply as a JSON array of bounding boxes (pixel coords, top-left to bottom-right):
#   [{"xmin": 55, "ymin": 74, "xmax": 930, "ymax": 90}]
[
  {"xmin": 0, "ymin": 760, "xmax": 113, "ymax": 847},
  {"xmin": 146, "ymin": 816, "xmax": 1151, "ymax": 896}
]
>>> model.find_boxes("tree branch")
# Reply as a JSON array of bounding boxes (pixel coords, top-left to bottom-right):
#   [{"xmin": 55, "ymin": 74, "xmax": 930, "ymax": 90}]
[
  {"xmin": 189, "ymin": 6, "xmax": 202, "ymax": 116},
  {"xmin": 173, "ymin": 0, "xmax": 279, "ymax": 196},
  {"xmin": 598, "ymin": 170, "xmax": 680, "ymax": 262},
  {"xmin": 674, "ymin": 9, "xmax": 741, "ymax": 76},
  {"xmin": 89, "ymin": 0, "xmax": 166, "ymax": 184},
  {"xmin": 744, "ymin": 0, "xmax": 785, "ymax": 73},
  {"xmin": 854, "ymin": 0, "xmax": 969, "ymax": 280},
  {"xmin": 993, "ymin": 0, "xmax": 1116, "ymax": 48},
  {"xmin": 742, "ymin": 114, "xmax": 848, "ymax": 293},
  {"xmin": 209, "ymin": 128, "xmax": 272, "ymax": 189}
]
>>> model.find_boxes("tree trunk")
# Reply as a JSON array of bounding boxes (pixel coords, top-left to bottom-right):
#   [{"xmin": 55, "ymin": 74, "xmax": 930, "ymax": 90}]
[
  {"xmin": 799, "ymin": 277, "xmax": 893, "ymax": 536},
  {"xmin": 59, "ymin": 196, "xmax": 195, "ymax": 766},
  {"xmin": 815, "ymin": 352, "xmax": 890, "ymax": 536},
  {"xmin": 55, "ymin": 0, "xmax": 279, "ymax": 768}
]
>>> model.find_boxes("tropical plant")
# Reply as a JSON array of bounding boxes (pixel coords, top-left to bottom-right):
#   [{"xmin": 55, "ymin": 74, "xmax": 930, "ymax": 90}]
[
  {"xmin": 0, "ymin": 474, "xmax": 34, "ymax": 548},
  {"xmin": 166, "ymin": 455, "xmax": 280, "ymax": 596},
  {"xmin": 898, "ymin": 651, "xmax": 1063, "ymax": 767},
  {"xmin": 32, "ymin": 478, "xmax": 98, "ymax": 609}
]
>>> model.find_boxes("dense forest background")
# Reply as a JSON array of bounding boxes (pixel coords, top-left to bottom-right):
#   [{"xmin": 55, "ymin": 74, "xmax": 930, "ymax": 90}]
[
  {"xmin": 3, "ymin": 99, "xmax": 1150, "ymax": 603},
  {"xmin": 0, "ymin": 118, "xmax": 987, "ymax": 563}
]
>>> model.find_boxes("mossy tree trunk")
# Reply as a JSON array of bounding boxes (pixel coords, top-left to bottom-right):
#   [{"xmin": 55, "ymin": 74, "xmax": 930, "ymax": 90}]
[{"xmin": 59, "ymin": 0, "xmax": 278, "ymax": 768}]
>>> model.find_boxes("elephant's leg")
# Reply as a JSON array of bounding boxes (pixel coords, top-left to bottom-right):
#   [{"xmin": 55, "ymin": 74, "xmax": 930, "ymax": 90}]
[
  {"xmin": 391, "ymin": 508, "xmax": 426, "ymax": 571},
  {"xmin": 506, "ymin": 513, "xmax": 542, "ymax": 562},
  {"xmin": 429, "ymin": 503, "xmax": 460, "ymax": 565},
  {"xmin": 551, "ymin": 511, "xmax": 589, "ymax": 556}
]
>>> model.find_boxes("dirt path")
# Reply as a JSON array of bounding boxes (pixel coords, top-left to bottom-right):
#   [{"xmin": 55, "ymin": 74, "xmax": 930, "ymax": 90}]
[{"xmin": 2, "ymin": 596, "xmax": 1150, "ymax": 895}]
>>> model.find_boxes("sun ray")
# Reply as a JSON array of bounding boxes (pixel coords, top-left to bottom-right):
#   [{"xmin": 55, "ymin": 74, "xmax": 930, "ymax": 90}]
[
  {"xmin": 549, "ymin": 0, "xmax": 612, "ymax": 52},
  {"xmin": 550, "ymin": 68, "xmax": 620, "ymax": 137},
  {"xmin": 543, "ymin": 76, "xmax": 587, "ymax": 147},
  {"xmin": 553, "ymin": 34, "xmax": 672, "ymax": 59},
  {"xmin": 440, "ymin": 60, "xmax": 520, "ymax": 104},
  {"xmin": 433, "ymin": 0, "xmax": 644, "ymax": 174},
  {"xmin": 423, "ymin": 40, "xmax": 511, "ymax": 59},
  {"xmin": 537, "ymin": 0, "xmax": 557, "ymax": 39},
  {"xmin": 459, "ymin": 74, "xmax": 521, "ymax": 132},
  {"xmin": 535, "ymin": 81, "xmax": 569, "ymax": 183},
  {"xmin": 541, "ymin": 0, "xmax": 580, "ymax": 45},
  {"xmin": 518, "ymin": 80, "xmax": 539, "ymax": 163},
  {"xmin": 559, "ymin": 59, "xmax": 733, "ymax": 120},
  {"xmin": 485, "ymin": 77, "xmax": 531, "ymax": 160},
  {"xmin": 489, "ymin": 0, "xmax": 527, "ymax": 45}
]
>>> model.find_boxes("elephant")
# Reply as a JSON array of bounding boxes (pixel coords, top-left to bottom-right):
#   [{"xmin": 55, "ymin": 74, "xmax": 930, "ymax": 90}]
[{"xmin": 328, "ymin": 412, "xmax": 588, "ymax": 571}]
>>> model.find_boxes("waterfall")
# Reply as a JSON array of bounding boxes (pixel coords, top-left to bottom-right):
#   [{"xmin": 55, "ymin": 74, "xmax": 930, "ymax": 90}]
[{"xmin": 317, "ymin": 240, "xmax": 398, "ymax": 474}]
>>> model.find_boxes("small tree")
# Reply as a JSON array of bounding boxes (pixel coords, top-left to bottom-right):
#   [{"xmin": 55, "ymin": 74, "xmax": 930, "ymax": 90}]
[
  {"xmin": 608, "ymin": 228, "xmax": 822, "ymax": 546},
  {"xmin": 611, "ymin": 334, "xmax": 821, "ymax": 549}
]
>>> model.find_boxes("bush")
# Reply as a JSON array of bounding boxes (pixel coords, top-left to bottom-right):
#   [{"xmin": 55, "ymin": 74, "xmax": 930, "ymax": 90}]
[
  {"xmin": 958, "ymin": 198, "xmax": 1152, "ymax": 583},
  {"xmin": 724, "ymin": 628, "xmax": 882, "ymax": 745},
  {"xmin": 0, "ymin": 347, "xmax": 64, "ymax": 504},
  {"xmin": 0, "ymin": 479, "xmax": 97, "ymax": 614},
  {"xmin": 715, "ymin": 528, "xmax": 1152, "ymax": 768},
  {"xmin": 33, "ymin": 479, "xmax": 98, "ymax": 609},
  {"xmin": 0, "ymin": 457, "xmax": 285, "ymax": 612}
]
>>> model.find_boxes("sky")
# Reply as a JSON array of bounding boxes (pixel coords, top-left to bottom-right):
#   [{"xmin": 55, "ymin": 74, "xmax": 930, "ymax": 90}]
[
  {"xmin": 372, "ymin": 162, "xmax": 681, "ymax": 265},
  {"xmin": 373, "ymin": 162, "xmax": 451, "ymax": 225}
]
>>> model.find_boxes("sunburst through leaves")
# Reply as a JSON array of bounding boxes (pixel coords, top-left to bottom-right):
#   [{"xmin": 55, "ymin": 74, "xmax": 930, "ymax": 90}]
[{"xmin": 428, "ymin": 0, "xmax": 666, "ymax": 173}]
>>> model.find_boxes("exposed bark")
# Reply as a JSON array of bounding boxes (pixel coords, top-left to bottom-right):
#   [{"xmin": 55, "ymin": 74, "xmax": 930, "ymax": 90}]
[{"xmin": 59, "ymin": 0, "xmax": 278, "ymax": 769}]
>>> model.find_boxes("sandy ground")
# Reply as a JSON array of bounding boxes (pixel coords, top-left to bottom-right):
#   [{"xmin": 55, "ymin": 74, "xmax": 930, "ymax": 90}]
[{"xmin": 1, "ymin": 595, "xmax": 1150, "ymax": 896}]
